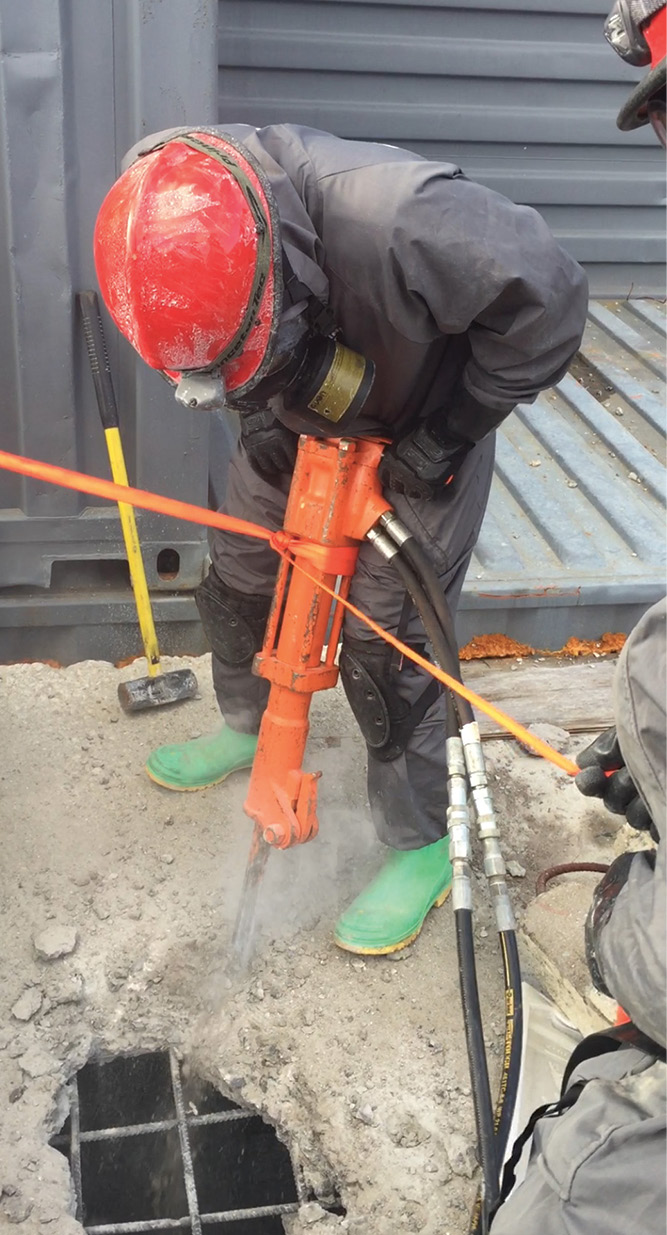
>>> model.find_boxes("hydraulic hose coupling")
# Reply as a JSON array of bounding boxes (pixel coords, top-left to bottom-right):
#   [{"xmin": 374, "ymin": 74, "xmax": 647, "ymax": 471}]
[
  {"xmin": 446, "ymin": 735, "xmax": 474, "ymax": 913},
  {"xmin": 460, "ymin": 721, "xmax": 516, "ymax": 934},
  {"xmin": 378, "ymin": 509, "xmax": 411, "ymax": 547},
  {"xmin": 365, "ymin": 523, "xmax": 399, "ymax": 561}
]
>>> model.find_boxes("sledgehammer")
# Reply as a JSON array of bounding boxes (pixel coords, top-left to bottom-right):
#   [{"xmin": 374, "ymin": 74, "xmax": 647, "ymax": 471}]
[{"xmin": 79, "ymin": 290, "xmax": 198, "ymax": 714}]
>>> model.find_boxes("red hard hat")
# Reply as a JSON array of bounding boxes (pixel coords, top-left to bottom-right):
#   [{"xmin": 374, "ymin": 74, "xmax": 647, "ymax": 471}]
[{"xmin": 93, "ymin": 131, "xmax": 281, "ymax": 395}]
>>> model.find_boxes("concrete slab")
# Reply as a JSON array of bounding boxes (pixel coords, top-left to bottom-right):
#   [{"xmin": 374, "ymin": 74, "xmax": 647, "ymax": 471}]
[{"xmin": 0, "ymin": 652, "xmax": 628, "ymax": 1233}]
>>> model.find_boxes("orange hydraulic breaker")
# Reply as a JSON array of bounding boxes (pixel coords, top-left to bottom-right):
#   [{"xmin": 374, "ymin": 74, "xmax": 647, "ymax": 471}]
[
  {"xmin": 231, "ymin": 435, "xmax": 389, "ymax": 966},
  {"xmin": 247, "ymin": 434, "xmax": 389, "ymax": 845}
]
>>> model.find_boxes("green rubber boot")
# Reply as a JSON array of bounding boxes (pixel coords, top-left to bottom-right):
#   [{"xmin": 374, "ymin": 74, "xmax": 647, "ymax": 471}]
[
  {"xmin": 334, "ymin": 836, "xmax": 452, "ymax": 955},
  {"xmin": 145, "ymin": 727, "xmax": 258, "ymax": 791}
]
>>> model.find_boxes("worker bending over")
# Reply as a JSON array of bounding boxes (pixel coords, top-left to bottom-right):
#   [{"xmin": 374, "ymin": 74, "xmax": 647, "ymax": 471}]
[{"xmin": 94, "ymin": 121, "xmax": 587, "ymax": 955}]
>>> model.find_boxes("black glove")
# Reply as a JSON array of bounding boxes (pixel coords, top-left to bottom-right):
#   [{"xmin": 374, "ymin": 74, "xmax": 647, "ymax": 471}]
[
  {"xmin": 575, "ymin": 727, "xmax": 656, "ymax": 839},
  {"xmin": 585, "ymin": 852, "xmax": 637, "ymax": 996},
  {"xmin": 379, "ymin": 420, "xmax": 472, "ymax": 501},
  {"xmin": 239, "ymin": 407, "xmax": 298, "ymax": 479}
]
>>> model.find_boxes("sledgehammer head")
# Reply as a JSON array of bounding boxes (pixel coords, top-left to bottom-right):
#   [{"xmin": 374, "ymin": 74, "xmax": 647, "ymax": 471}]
[{"xmin": 117, "ymin": 668, "xmax": 198, "ymax": 714}]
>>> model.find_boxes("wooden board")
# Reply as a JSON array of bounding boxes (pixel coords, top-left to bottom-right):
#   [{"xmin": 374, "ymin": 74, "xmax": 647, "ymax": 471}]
[{"xmin": 462, "ymin": 658, "xmax": 616, "ymax": 738}]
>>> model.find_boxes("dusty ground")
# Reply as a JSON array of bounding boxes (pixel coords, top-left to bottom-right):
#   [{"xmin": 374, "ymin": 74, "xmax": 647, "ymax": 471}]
[{"xmin": 0, "ymin": 653, "xmax": 627, "ymax": 1234}]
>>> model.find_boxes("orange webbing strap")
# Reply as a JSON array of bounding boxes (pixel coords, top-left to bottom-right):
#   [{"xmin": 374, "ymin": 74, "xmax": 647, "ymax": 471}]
[
  {"xmin": 0, "ymin": 449, "xmax": 274, "ymax": 544},
  {"xmin": 0, "ymin": 448, "xmax": 580, "ymax": 775},
  {"xmin": 275, "ymin": 545, "xmax": 580, "ymax": 778}
]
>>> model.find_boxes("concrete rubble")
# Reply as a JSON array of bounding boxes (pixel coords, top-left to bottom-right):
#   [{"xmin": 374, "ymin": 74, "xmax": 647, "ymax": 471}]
[{"xmin": 0, "ymin": 653, "xmax": 628, "ymax": 1233}]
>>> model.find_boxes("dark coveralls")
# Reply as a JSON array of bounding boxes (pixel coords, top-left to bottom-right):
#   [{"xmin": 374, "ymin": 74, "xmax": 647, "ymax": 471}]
[{"xmin": 126, "ymin": 123, "xmax": 588, "ymax": 850}]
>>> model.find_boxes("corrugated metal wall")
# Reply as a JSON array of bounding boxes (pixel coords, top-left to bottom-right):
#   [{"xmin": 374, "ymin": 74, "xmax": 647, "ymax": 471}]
[
  {"xmin": 218, "ymin": 0, "xmax": 666, "ymax": 296},
  {"xmin": 0, "ymin": 0, "xmax": 662, "ymax": 663},
  {"xmin": 0, "ymin": 0, "xmax": 221, "ymax": 663}
]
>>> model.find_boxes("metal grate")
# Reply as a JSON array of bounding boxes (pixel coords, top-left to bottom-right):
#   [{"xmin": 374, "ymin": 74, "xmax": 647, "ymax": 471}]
[{"xmin": 50, "ymin": 1050, "xmax": 299, "ymax": 1234}]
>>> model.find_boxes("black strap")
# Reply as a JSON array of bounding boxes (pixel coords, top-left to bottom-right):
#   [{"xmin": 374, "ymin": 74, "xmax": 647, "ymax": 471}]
[
  {"xmin": 390, "ymin": 624, "xmax": 442, "ymax": 753},
  {"xmin": 154, "ymin": 134, "xmax": 273, "ymax": 371},
  {"xmin": 405, "ymin": 674, "xmax": 441, "ymax": 740},
  {"xmin": 281, "ymin": 248, "xmax": 338, "ymax": 338},
  {"xmin": 392, "ymin": 591, "xmax": 441, "ymax": 740},
  {"xmin": 492, "ymin": 1020, "xmax": 666, "ymax": 1224},
  {"xmin": 391, "ymin": 590, "xmax": 415, "ymax": 674},
  {"xmin": 562, "ymin": 1021, "xmax": 666, "ymax": 1093},
  {"xmin": 492, "ymin": 1083, "xmax": 586, "ymax": 1220}
]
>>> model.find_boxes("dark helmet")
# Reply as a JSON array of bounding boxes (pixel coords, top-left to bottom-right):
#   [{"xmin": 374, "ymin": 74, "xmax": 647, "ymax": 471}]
[{"xmin": 605, "ymin": 1, "xmax": 666, "ymax": 141}]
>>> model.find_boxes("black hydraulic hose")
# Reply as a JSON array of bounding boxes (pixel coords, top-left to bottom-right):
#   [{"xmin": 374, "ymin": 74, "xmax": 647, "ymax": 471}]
[
  {"xmin": 470, "ymin": 933, "xmax": 523, "ymax": 1235},
  {"xmin": 391, "ymin": 529, "xmax": 474, "ymax": 727},
  {"xmin": 384, "ymin": 547, "xmax": 499, "ymax": 1224},
  {"xmin": 458, "ymin": 908, "xmax": 499, "ymax": 1228},
  {"xmin": 397, "ymin": 532, "xmax": 523, "ymax": 1164},
  {"xmin": 377, "ymin": 521, "xmax": 523, "ymax": 1226},
  {"xmin": 389, "ymin": 550, "xmax": 457, "ymax": 680},
  {"xmin": 495, "ymin": 930, "xmax": 523, "ymax": 1165}
]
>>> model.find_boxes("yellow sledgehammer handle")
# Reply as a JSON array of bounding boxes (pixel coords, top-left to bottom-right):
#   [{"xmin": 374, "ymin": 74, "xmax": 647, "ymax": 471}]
[
  {"xmin": 104, "ymin": 426, "xmax": 161, "ymax": 677},
  {"xmin": 79, "ymin": 290, "xmax": 161, "ymax": 678}
]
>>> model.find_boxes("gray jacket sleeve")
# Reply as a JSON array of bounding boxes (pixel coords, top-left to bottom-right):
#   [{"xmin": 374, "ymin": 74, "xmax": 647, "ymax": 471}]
[
  {"xmin": 322, "ymin": 160, "xmax": 589, "ymax": 441},
  {"xmin": 597, "ymin": 598, "xmax": 667, "ymax": 1047}
]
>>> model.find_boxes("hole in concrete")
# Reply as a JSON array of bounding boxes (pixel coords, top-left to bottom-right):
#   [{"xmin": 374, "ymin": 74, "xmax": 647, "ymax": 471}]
[
  {"xmin": 156, "ymin": 548, "xmax": 181, "ymax": 580},
  {"xmin": 50, "ymin": 1049, "xmax": 299, "ymax": 1233},
  {"xmin": 78, "ymin": 1052, "xmax": 177, "ymax": 1129}
]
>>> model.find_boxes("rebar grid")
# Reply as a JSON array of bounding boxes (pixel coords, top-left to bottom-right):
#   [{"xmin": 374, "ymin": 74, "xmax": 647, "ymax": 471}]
[
  {"xmin": 50, "ymin": 1108, "xmax": 251, "ymax": 1147},
  {"xmin": 59, "ymin": 1049, "xmax": 300, "ymax": 1234},
  {"xmin": 86, "ymin": 1203, "xmax": 301, "ymax": 1234},
  {"xmin": 68, "ymin": 1073, "xmax": 84, "ymax": 1219},
  {"xmin": 169, "ymin": 1049, "xmax": 202, "ymax": 1235}
]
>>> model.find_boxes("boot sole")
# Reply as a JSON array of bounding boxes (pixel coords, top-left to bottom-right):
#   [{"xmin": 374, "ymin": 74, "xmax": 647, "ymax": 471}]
[
  {"xmin": 145, "ymin": 763, "xmax": 253, "ymax": 792},
  {"xmin": 333, "ymin": 883, "xmax": 452, "ymax": 956}
]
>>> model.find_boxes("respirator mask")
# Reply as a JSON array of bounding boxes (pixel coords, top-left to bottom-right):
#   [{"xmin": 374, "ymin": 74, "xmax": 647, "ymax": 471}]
[{"xmin": 226, "ymin": 306, "xmax": 375, "ymax": 436}]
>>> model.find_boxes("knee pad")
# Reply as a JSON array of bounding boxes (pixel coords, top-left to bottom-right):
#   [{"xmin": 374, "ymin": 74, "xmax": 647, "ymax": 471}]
[
  {"xmin": 195, "ymin": 570, "xmax": 272, "ymax": 667},
  {"xmin": 340, "ymin": 637, "xmax": 440, "ymax": 763}
]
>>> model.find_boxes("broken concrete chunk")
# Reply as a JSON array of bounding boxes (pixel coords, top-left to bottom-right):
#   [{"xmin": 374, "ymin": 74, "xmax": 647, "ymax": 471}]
[
  {"xmin": 354, "ymin": 1103, "xmax": 374, "ymax": 1125},
  {"xmin": 386, "ymin": 1111, "xmax": 431, "ymax": 1148},
  {"xmin": 284, "ymin": 1205, "xmax": 345, "ymax": 1232},
  {"xmin": 297, "ymin": 1202, "xmax": 330, "ymax": 1224},
  {"xmin": 33, "ymin": 926, "xmax": 77, "ymax": 960},
  {"xmin": 49, "ymin": 973, "xmax": 85, "ymax": 1007},
  {"xmin": 523, "ymin": 881, "xmax": 595, "ymax": 1001},
  {"xmin": 444, "ymin": 1131, "xmax": 477, "ymax": 1178},
  {"xmin": 17, "ymin": 1046, "xmax": 60, "ymax": 1079},
  {"xmin": 506, "ymin": 861, "xmax": 527, "ymax": 879},
  {"xmin": 10, "ymin": 989, "xmax": 43, "ymax": 1023},
  {"xmin": 1, "ymin": 1190, "xmax": 33, "ymax": 1224}
]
